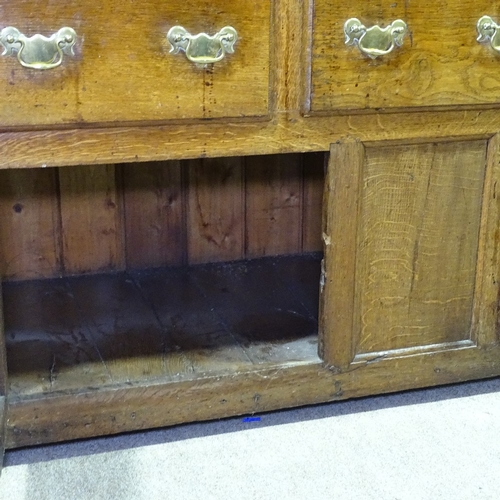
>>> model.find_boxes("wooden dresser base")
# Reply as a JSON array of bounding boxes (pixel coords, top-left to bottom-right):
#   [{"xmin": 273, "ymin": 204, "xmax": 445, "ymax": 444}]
[
  {"xmin": 4, "ymin": 253, "xmax": 322, "ymax": 447},
  {"xmin": 6, "ymin": 345, "xmax": 500, "ymax": 449},
  {"xmin": 4, "ymin": 252, "xmax": 500, "ymax": 449},
  {"xmin": 1, "ymin": 0, "xmax": 500, "ymax": 475}
]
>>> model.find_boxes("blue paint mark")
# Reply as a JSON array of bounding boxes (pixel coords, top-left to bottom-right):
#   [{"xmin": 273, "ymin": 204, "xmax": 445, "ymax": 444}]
[{"xmin": 242, "ymin": 417, "xmax": 261, "ymax": 422}]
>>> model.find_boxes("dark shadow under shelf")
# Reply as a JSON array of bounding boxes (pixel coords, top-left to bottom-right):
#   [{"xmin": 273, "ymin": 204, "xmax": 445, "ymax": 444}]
[{"xmin": 4, "ymin": 253, "xmax": 322, "ymax": 400}]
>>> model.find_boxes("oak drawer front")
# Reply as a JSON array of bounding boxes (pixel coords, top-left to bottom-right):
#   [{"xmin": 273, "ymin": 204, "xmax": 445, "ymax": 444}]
[
  {"xmin": 0, "ymin": 1, "xmax": 270, "ymax": 128},
  {"xmin": 311, "ymin": 0, "xmax": 500, "ymax": 113}
]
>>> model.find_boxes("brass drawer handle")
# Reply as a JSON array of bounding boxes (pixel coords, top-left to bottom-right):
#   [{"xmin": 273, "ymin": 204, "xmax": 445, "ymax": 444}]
[
  {"xmin": 477, "ymin": 16, "xmax": 500, "ymax": 52},
  {"xmin": 167, "ymin": 26, "xmax": 238, "ymax": 65},
  {"xmin": 0, "ymin": 26, "xmax": 77, "ymax": 69},
  {"xmin": 344, "ymin": 18, "xmax": 407, "ymax": 59}
]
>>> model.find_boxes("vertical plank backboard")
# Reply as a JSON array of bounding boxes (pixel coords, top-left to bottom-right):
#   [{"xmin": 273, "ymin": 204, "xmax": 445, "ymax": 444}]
[
  {"xmin": 186, "ymin": 157, "xmax": 245, "ymax": 264},
  {"xmin": 122, "ymin": 161, "xmax": 185, "ymax": 269},
  {"xmin": 302, "ymin": 152, "xmax": 325, "ymax": 252},
  {"xmin": 245, "ymin": 154, "xmax": 303, "ymax": 258},
  {"xmin": 0, "ymin": 169, "xmax": 60, "ymax": 280},
  {"xmin": 319, "ymin": 140, "xmax": 364, "ymax": 369},
  {"xmin": 59, "ymin": 165, "xmax": 124, "ymax": 274},
  {"xmin": 0, "ymin": 153, "xmax": 326, "ymax": 281}
]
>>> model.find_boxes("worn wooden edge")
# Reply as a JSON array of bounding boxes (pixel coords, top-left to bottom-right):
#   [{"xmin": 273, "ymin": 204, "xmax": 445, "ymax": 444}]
[
  {"xmin": 304, "ymin": 104, "xmax": 500, "ymax": 119},
  {"xmin": 0, "ymin": 111, "xmax": 497, "ymax": 170},
  {"xmin": 473, "ymin": 133, "xmax": 500, "ymax": 346},
  {"xmin": 353, "ymin": 340, "xmax": 475, "ymax": 363},
  {"xmin": 270, "ymin": 0, "xmax": 309, "ymax": 117},
  {"xmin": 5, "ymin": 344, "xmax": 500, "ymax": 448},
  {"xmin": 0, "ymin": 396, "xmax": 5, "ymax": 475},
  {"xmin": 361, "ymin": 134, "xmax": 493, "ymax": 149},
  {"xmin": 319, "ymin": 139, "xmax": 364, "ymax": 369}
]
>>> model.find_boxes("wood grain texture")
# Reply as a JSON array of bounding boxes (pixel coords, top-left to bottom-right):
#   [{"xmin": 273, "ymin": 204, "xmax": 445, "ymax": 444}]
[
  {"xmin": 311, "ymin": 1, "xmax": 500, "ymax": 112},
  {"xmin": 319, "ymin": 140, "xmax": 365, "ymax": 369},
  {"xmin": 132, "ymin": 267, "xmax": 252, "ymax": 378},
  {"xmin": 187, "ymin": 157, "xmax": 245, "ymax": 264},
  {"xmin": 122, "ymin": 161, "xmax": 185, "ymax": 269},
  {"xmin": 2, "ymin": 0, "xmax": 500, "ymax": 458},
  {"xmin": 0, "ymin": 169, "xmax": 61, "ymax": 280},
  {"xmin": 355, "ymin": 141, "xmax": 486, "ymax": 354},
  {"xmin": 5, "ymin": 255, "xmax": 319, "ymax": 398},
  {"xmin": 4, "ymin": 277, "xmax": 112, "ymax": 396},
  {"xmin": 0, "ymin": 154, "xmax": 323, "ymax": 281},
  {"xmin": 0, "ymin": 110, "xmax": 496, "ymax": 170},
  {"xmin": 66, "ymin": 273, "xmax": 176, "ymax": 386},
  {"xmin": 58, "ymin": 165, "xmax": 124, "ymax": 274},
  {"xmin": 0, "ymin": 0, "xmax": 270, "ymax": 127},
  {"xmin": 271, "ymin": 0, "xmax": 308, "ymax": 115},
  {"xmin": 6, "ymin": 343, "xmax": 500, "ymax": 448},
  {"xmin": 302, "ymin": 152, "xmax": 325, "ymax": 252},
  {"xmin": 473, "ymin": 133, "xmax": 500, "ymax": 346},
  {"xmin": 245, "ymin": 154, "xmax": 303, "ymax": 258},
  {"xmin": 320, "ymin": 137, "xmax": 497, "ymax": 381}
]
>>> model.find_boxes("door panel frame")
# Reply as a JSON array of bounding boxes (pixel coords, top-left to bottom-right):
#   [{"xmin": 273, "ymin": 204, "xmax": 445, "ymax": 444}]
[{"xmin": 320, "ymin": 135, "xmax": 500, "ymax": 372}]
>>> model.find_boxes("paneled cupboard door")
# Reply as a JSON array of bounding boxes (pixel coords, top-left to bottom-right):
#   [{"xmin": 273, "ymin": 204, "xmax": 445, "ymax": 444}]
[{"xmin": 319, "ymin": 136, "xmax": 500, "ymax": 383}]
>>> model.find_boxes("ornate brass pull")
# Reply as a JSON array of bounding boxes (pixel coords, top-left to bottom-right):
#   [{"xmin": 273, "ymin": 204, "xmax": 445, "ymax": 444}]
[
  {"xmin": 477, "ymin": 16, "xmax": 500, "ymax": 52},
  {"xmin": 0, "ymin": 26, "xmax": 77, "ymax": 69},
  {"xmin": 167, "ymin": 26, "xmax": 238, "ymax": 65},
  {"xmin": 344, "ymin": 18, "xmax": 407, "ymax": 59}
]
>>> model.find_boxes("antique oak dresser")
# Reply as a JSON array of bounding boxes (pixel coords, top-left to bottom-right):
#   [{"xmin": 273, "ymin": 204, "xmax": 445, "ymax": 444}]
[{"xmin": 1, "ymin": 0, "xmax": 500, "ymax": 470}]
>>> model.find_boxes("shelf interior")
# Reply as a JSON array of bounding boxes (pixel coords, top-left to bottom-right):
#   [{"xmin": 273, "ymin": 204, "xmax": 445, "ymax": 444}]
[{"xmin": 4, "ymin": 253, "xmax": 322, "ymax": 400}]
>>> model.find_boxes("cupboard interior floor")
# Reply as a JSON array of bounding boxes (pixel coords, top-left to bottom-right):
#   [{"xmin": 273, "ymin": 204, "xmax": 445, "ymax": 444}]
[{"xmin": 4, "ymin": 253, "xmax": 322, "ymax": 400}]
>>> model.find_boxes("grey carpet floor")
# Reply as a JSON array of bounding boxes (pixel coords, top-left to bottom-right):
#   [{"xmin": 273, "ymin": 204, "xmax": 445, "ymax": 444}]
[{"xmin": 1, "ymin": 377, "xmax": 500, "ymax": 500}]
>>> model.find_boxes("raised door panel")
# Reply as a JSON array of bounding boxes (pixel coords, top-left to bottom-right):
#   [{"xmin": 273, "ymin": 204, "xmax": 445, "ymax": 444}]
[
  {"xmin": 320, "ymin": 136, "xmax": 500, "ymax": 374},
  {"xmin": 0, "ymin": 0, "xmax": 271, "ymax": 128},
  {"xmin": 355, "ymin": 142, "xmax": 485, "ymax": 354},
  {"xmin": 311, "ymin": 0, "xmax": 500, "ymax": 113}
]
